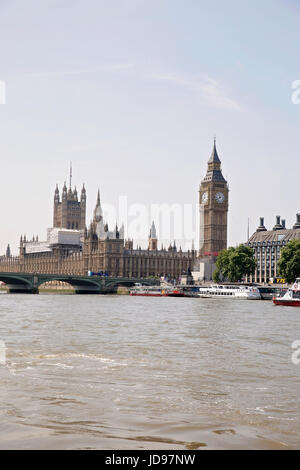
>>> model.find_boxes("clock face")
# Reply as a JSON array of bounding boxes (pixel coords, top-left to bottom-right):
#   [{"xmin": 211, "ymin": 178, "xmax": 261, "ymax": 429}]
[
  {"xmin": 215, "ymin": 192, "xmax": 225, "ymax": 203},
  {"xmin": 201, "ymin": 192, "xmax": 208, "ymax": 204}
]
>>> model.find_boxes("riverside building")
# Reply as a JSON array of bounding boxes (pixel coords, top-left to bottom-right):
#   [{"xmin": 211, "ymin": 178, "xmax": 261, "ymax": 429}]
[
  {"xmin": 246, "ymin": 215, "xmax": 300, "ymax": 284},
  {"xmin": 0, "ymin": 183, "xmax": 196, "ymax": 279},
  {"xmin": 192, "ymin": 138, "xmax": 229, "ymax": 282},
  {"xmin": 0, "ymin": 141, "xmax": 229, "ymax": 280}
]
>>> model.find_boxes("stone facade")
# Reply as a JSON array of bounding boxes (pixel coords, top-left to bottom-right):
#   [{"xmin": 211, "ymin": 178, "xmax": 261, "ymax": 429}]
[
  {"xmin": 0, "ymin": 183, "xmax": 196, "ymax": 279},
  {"xmin": 53, "ymin": 182, "xmax": 86, "ymax": 230},
  {"xmin": 198, "ymin": 139, "xmax": 229, "ymax": 260},
  {"xmin": 0, "ymin": 142, "xmax": 232, "ymax": 280},
  {"xmin": 246, "ymin": 215, "xmax": 300, "ymax": 283},
  {"xmin": 192, "ymin": 140, "xmax": 229, "ymax": 282}
]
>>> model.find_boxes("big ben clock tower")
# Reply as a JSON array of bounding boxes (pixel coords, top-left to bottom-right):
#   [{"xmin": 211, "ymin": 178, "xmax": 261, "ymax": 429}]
[{"xmin": 199, "ymin": 139, "xmax": 229, "ymax": 261}]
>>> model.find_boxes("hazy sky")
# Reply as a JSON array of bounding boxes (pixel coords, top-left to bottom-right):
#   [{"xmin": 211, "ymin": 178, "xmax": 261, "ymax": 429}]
[{"xmin": 0, "ymin": 0, "xmax": 300, "ymax": 254}]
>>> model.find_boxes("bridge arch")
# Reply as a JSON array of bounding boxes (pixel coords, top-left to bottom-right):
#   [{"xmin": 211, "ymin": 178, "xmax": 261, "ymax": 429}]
[
  {"xmin": 102, "ymin": 278, "xmax": 157, "ymax": 292},
  {"xmin": 0, "ymin": 274, "xmax": 35, "ymax": 293},
  {"xmin": 37, "ymin": 275, "xmax": 102, "ymax": 294}
]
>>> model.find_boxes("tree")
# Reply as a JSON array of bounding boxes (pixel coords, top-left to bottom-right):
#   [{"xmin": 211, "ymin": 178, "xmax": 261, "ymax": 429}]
[
  {"xmin": 277, "ymin": 239, "xmax": 300, "ymax": 284},
  {"xmin": 213, "ymin": 245, "xmax": 256, "ymax": 283}
]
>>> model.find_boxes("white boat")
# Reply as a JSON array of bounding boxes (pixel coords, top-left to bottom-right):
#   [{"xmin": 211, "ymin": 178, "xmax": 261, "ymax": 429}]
[
  {"xmin": 197, "ymin": 284, "xmax": 261, "ymax": 300},
  {"xmin": 130, "ymin": 285, "xmax": 164, "ymax": 296},
  {"xmin": 129, "ymin": 283, "xmax": 185, "ymax": 297}
]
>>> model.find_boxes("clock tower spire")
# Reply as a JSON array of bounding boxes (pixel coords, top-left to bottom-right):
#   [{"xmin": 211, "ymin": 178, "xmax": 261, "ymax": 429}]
[{"xmin": 199, "ymin": 139, "xmax": 229, "ymax": 260}]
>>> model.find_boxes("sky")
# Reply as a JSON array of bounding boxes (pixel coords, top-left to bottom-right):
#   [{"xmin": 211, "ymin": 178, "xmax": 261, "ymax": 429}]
[{"xmin": 0, "ymin": 0, "xmax": 300, "ymax": 254}]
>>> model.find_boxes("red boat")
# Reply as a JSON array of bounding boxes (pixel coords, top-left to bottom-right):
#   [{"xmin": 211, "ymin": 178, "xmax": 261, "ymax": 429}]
[
  {"xmin": 273, "ymin": 278, "xmax": 300, "ymax": 306},
  {"xmin": 165, "ymin": 289, "xmax": 185, "ymax": 298}
]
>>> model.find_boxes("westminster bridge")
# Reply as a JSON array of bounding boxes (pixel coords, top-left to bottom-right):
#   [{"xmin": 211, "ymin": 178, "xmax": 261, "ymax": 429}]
[{"xmin": 0, "ymin": 272, "xmax": 159, "ymax": 294}]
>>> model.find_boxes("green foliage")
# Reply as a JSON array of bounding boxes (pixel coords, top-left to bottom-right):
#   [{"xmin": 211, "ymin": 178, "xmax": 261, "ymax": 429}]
[
  {"xmin": 277, "ymin": 239, "xmax": 300, "ymax": 284},
  {"xmin": 213, "ymin": 245, "xmax": 256, "ymax": 283}
]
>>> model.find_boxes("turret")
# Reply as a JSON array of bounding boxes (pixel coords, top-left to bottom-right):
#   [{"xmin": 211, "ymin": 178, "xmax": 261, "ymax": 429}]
[
  {"xmin": 73, "ymin": 186, "xmax": 78, "ymax": 201},
  {"xmin": 148, "ymin": 221, "xmax": 158, "ymax": 250},
  {"xmin": 54, "ymin": 184, "xmax": 60, "ymax": 202},
  {"xmin": 79, "ymin": 184, "xmax": 87, "ymax": 231},
  {"xmin": 54, "ymin": 169, "xmax": 86, "ymax": 230},
  {"xmin": 93, "ymin": 189, "xmax": 103, "ymax": 224},
  {"xmin": 62, "ymin": 181, "xmax": 67, "ymax": 200},
  {"xmin": 119, "ymin": 223, "xmax": 125, "ymax": 239},
  {"xmin": 6, "ymin": 244, "xmax": 11, "ymax": 258},
  {"xmin": 115, "ymin": 223, "xmax": 119, "ymax": 239},
  {"xmin": 53, "ymin": 184, "xmax": 60, "ymax": 227},
  {"xmin": 81, "ymin": 184, "xmax": 86, "ymax": 201}
]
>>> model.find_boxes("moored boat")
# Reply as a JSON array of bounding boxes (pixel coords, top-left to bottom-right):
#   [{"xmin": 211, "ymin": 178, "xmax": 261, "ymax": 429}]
[
  {"xmin": 129, "ymin": 284, "xmax": 164, "ymax": 296},
  {"xmin": 257, "ymin": 286, "xmax": 288, "ymax": 300},
  {"xmin": 196, "ymin": 284, "xmax": 261, "ymax": 300},
  {"xmin": 129, "ymin": 284, "xmax": 185, "ymax": 297},
  {"xmin": 273, "ymin": 278, "xmax": 300, "ymax": 306},
  {"xmin": 165, "ymin": 288, "xmax": 185, "ymax": 297}
]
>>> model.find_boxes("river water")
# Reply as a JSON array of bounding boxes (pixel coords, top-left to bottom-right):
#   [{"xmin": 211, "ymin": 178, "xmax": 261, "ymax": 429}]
[{"xmin": 0, "ymin": 293, "xmax": 299, "ymax": 450}]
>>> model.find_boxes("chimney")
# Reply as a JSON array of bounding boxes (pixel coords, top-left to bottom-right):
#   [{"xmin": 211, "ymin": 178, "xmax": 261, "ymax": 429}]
[
  {"xmin": 293, "ymin": 213, "xmax": 300, "ymax": 229},
  {"xmin": 273, "ymin": 215, "xmax": 283, "ymax": 231},
  {"xmin": 281, "ymin": 219, "xmax": 286, "ymax": 229},
  {"xmin": 256, "ymin": 217, "xmax": 267, "ymax": 232}
]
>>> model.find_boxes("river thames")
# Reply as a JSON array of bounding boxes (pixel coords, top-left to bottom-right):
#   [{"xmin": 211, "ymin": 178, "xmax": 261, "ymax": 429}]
[{"xmin": 0, "ymin": 293, "xmax": 299, "ymax": 450}]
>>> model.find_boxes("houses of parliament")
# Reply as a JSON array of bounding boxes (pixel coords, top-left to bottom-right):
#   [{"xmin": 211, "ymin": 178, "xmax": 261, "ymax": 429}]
[{"xmin": 0, "ymin": 141, "xmax": 229, "ymax": 280}]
